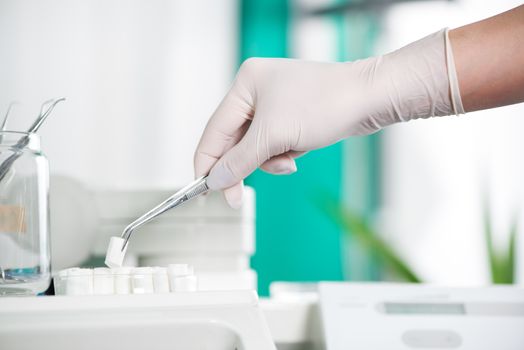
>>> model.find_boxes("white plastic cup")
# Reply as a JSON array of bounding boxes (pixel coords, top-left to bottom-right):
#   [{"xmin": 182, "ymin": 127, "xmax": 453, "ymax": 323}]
[
  {"xmin": 66, "ymin": 268, "xmax": 93, "ymax": 295},
  {"xmin": 152, "ymin": 267, "xmax": 170, "ymax": 293},
  {"xmin": 167, "ymin": 264, "xmax": 193, "ymax": 277},
  {"xmin": 93, "ymin": 268, "xmax": 114, "ymax": 295},
  {"xmin": 167, "ymin": 264, "xmax": 197, "ymax": 292},
  {"xmin": 113, "ymin": 267, "xmax": 132, "ymax": 295},
  {"xmin": 173, "ymin": 275, "xmax": 198, "ymax": 292},
  {"xmin": 54, "ymin": 269, "xmax": 69, "ymax": 295},
  {"xmin": 131, "ymin": 267, "xmax": 154, "ymax": 294}
]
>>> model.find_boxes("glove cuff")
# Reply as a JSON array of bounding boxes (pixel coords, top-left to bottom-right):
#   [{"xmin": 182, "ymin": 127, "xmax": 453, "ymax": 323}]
[
  {"xmin": 379, "ymin": 28, "xmax": 465, "ymax": 123},
  {"xmin": 445, "ymin": 28, "xmax": 465, "ymax": 115}
]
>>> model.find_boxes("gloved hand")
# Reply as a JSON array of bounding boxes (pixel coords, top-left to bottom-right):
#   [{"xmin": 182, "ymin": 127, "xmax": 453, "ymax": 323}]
[{"xmin": 194, "ymin": 29, "xmax": 463, "ymax": 208}]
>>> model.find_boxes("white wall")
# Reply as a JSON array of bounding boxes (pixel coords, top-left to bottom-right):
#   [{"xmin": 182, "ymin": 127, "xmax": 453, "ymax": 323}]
[
  {"xmin": 378, "ymin": 0, "xmax": 524, "ymax": 285},
  {"xmin": 290, "ymin": 0, "xmax": 339, "ymax": 61},
  {"xmin": 0, "ymin": 0, "xmax": 238, "ymax": 189}
]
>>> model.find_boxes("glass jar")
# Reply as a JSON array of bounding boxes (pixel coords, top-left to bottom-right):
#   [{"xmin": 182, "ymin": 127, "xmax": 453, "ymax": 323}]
[{"xmin": 0, "ymin": 131, "xmax": 50, "ymax": 295}]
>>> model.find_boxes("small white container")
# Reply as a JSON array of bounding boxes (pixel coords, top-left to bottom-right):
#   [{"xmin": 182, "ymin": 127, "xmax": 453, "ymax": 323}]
[
  {"xmin": 168, "ymin": 264, "xmax": 198, "ymax": 292},
  {"xmin": 113, "ymin": 267, "xmax": 132, "ymax": 295},
  {"xmin": 54, "ymin": 265, "xmax": 199, "ymax": 295},
  {"xmin": 66, "ymin": 268, "xmax": 93, "ymax": 295},
  {"xmin": 54, "ymin": 270, "xmax": 69, "ymax": 295},
  {"xmin": 93, "ymin": 268, "xmax": 114, "ymax": 295},
  {"xmin": 174, "ymin": 275, "xmax": 198, "ymax": 292},
  {"xmin": 152, "ymin": 267, "xmax": 170, "ymax": 293},
  {"xmin": 131, "ymin": 267, "xmax": 154, "ymax": 294}
]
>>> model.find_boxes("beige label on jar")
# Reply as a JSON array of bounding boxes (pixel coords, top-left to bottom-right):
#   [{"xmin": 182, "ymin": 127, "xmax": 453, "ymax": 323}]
[{"xmin": 0, "ymin": 205, "xmax": 26, "ymax": 233}]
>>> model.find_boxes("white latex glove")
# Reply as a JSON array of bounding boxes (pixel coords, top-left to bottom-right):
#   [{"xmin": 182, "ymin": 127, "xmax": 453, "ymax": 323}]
[{"xmin": 194, "ymin": 29, "xmax": 464, "ymax": 208}]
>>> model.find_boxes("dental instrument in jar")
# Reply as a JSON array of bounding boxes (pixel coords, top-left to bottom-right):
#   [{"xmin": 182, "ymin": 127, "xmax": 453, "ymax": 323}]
[
  {"xmin": 28, "ymin": 98, "xmax": 65, "ymax": 132},
  {"xmin": 0, "ymin": 98, "xmax": 65, "ymax": 182},
  {"xmin": 0, "ymin": 101, "xmax": 19, "ymax": 145},
  {"xmin": 105, "ymin": 176, "xmax": 210, "ymax": 268},
  {"xmin": 1, "ymin": 101, "xmax": 18, "ymax": 132}
]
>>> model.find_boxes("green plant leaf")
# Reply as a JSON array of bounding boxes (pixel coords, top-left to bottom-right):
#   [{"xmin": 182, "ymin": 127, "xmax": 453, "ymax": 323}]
[
  {"xmin": 482, "ymin": 193, "xmax": 518, "ymax": 284},
  {"xmin": 483, "ymin": 198, "xmax": 499, "ymax": 283},
  {"xmin": 505, "ymin": 215, "xmax": 517, "ymax": 284},
  {"xmin": 318, "ymin": 194, "xmax": 421, "ymax": 283}
]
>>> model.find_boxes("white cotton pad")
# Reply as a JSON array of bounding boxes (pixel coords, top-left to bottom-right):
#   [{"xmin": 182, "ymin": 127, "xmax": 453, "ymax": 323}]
[
  {"xmin": 113, "ymin": 267, "xmax": 132, "ymax": 295},
  {"xmin": 54, "ymin": 269, "xmax": 69, "ymax": 295},
  {"xmin": 104, "ymin": 237, "xmax": 127, "ymax": 268},
  {"xmin": 131, "ymin": 267, "xmax": 154, "ymax": 294},
  {"xmin": 93, "ymin": 268, "xmax": 114, "ymax": 295},
  {"xmin": 66, "ymin": 268, "xmax": 93, "ymax": 295},
  {"xmin": 172, "ymin": 275, "xmax": 198, "ymax": 292},
  {"xmin": 56, "ymin": 265, "xmax": 198, "ymax": 295},
  {"xmin": 167, "ymin": 264, "xmax": 197, "ymax": 292},
  {"xmin": 167, "ymin": 264, "xmax": 193, "ymax": 277},
  {"xmin": 152, "ymin": 267, "xmax": 170, "ymax": 293}
]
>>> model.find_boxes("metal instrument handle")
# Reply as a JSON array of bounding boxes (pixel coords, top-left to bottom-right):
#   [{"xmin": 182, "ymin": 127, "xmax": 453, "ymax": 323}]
[{"xmin": 120, "ymin": 176, "xmax": 209, "ymax": 250}]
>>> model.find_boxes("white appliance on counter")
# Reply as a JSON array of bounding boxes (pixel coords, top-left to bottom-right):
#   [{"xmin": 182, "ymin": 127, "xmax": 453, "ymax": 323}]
[
  {"xmin": 0, "ymin": 290, "xmax": 275, "ymax": 350},
  {"xmin": 265, "ymin": 282, "xmax": 524, "ymax": 349},
  {"xmin": 318, "ymin": 283, "xmax": 524, "ymax": 350},
  {"xmin": 1, "ymin": 283, "xmax": 523, "ymax": 350}
]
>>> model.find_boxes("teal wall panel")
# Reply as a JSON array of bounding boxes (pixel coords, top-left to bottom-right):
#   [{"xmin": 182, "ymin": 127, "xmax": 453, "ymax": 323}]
[
  {"xmin": 240, "ymin": 0, "xmax": 344, "ymax": 296},
  {"xmin": 249, "ymin": 147, "xmax": 344, "ymax": 296},
  {"xmin": 335, "ymin": 9, "xmax": 383, "ymax": 280}
]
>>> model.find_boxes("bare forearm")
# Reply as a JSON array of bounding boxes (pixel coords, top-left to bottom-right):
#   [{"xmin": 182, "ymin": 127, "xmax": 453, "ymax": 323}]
[{"xmin": 449, "ymin": 5, "xmax": 524, "ymax": 112}]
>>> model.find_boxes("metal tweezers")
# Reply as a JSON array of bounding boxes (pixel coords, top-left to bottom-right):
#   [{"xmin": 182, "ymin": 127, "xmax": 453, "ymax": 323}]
[
  {"xmin": 120, "ymin": 176, "xmax": 210, "ymax": 250},
  {"xmin": 0, "ymin": 98, "xmax": 65, "ymax": 182}
]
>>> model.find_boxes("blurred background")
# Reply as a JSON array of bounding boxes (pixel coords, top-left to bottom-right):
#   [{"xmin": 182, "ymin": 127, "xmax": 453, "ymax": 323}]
[{"xmin": 0, "ymin": 0, "xmax": 522, "ymax": 295}]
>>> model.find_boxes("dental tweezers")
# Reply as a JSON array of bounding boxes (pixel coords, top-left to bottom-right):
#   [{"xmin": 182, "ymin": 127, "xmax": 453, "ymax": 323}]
[
  {"xmin": 120, "ymin": 176, "xmax": 210, "ymax": 250},
  {"xmin": 0, "ymin": 98, "xmax": 65, "ymax": 182}
]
